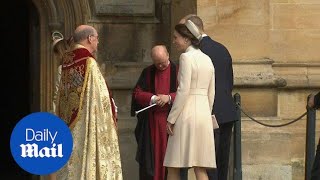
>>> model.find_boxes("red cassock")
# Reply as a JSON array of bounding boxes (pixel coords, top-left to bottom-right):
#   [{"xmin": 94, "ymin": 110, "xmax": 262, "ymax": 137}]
[{"xmin": 131, "ymin": 62, "xmax": 178, "ymax": 180}]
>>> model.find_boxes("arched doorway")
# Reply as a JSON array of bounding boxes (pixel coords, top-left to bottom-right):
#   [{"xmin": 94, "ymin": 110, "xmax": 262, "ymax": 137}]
[
  {"xmin": 1, "ymin": 0, "xmax": 38, "ymax": 178},
  {"xmin": 0, "ymin": 0, "xmax": 85, "ymax": 177}
]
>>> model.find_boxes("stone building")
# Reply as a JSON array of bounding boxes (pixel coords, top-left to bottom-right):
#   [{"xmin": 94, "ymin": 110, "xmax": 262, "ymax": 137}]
[{"xmin": 2, "ymin": 0, "xmax": 320, "ymax": 179}]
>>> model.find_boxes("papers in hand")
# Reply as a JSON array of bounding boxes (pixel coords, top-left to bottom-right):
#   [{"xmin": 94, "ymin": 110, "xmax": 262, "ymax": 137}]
[{"xmin": 212, "ymin": 114, "xmax": 219, "ymax": 129}]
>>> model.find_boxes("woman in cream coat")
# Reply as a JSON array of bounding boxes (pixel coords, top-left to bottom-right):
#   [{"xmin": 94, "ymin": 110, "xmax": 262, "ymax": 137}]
[{"xmin": 164, "ymin": 21, "xmax": 216, "ymax": 180}]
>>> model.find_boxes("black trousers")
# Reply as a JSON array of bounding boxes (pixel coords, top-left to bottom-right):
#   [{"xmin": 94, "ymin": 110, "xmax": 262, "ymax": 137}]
[
  {"xmin": 207, "ymin": 121, "xmax": 234, "ymax": 180},
  {"xmin": 180, "ymin": 122, "xmax": 234, "ymax": 180},
  {"xmin": 311, "ymin": 139, "xmax": 320, "ymax": 180},
  {"xmin": 180, "ymin": 168, "xmax": 188, "ymax": 180}
]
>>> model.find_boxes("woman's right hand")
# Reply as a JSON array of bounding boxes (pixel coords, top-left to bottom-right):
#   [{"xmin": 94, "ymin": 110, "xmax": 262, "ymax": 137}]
[{"xmin": 166, "ymin": 122, "xmax": 174, "ymax": 136}]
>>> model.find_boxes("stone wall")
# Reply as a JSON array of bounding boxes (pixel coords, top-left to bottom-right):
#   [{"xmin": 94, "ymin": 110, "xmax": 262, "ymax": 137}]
[
  {"xmin": 197, "ymin": 0, "xmax": 320, "ymax": 179},
  {"xmin": 43, "ymin": 0, "xmax": 320, "ymax": 179}
]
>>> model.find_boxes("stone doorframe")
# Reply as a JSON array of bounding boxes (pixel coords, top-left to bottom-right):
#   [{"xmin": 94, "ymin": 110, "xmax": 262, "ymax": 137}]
[
  {"xmin": 31, "ymin": 0, "xmax": 198, "ymax": 111},
  {"xmin": 31, "ymin": 0, "xmax": 88, "ymax": 111}
]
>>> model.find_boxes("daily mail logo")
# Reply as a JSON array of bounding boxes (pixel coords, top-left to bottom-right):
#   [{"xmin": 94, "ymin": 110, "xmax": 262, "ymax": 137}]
[
  {"xmin": 20, "ymin": 128, "xmax": 63, "ymax": 158},
  {"xmin": 10, "ymin": 112, "xmax": 72, "ymax": 175}
]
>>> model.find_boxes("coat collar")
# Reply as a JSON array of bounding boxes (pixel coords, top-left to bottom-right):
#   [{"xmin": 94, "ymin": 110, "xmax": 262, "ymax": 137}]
[{"xmin": 186, "ymin": 45, "xmax": 196, "ymax": 52}]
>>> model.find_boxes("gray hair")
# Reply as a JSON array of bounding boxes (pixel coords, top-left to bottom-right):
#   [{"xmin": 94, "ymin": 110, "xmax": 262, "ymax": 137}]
[{"xmin": 73, "ymin": 27, "xmax": 95, "ymax": 43}]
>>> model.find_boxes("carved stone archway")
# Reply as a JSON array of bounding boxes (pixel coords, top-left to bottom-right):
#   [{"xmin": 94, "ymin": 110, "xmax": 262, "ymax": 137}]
[{"xmin": 31, "ymin": 0, "xmax": 88, "ymax": 111}]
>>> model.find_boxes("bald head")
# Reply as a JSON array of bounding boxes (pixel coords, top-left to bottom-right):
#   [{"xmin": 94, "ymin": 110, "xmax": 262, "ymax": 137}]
[
  {"xmin": 73, "ymin": 25, "xmax": 96, "ymax": 43},
  {"xmin": 73, "ymin": 25, "xmax": 99, "ymax": 53},
  {"xmin": 151, "ymin": 45, "xmax": 170, "ymax": 71}
]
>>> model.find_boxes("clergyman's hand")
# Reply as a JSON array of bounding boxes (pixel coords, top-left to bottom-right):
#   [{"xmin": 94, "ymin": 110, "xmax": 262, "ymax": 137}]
[
  {"xmin": 157, "ymin": 94, "xmax": 170, "ymax": 107},
  {"xmin": 166, "ymin": 122, "xmax": 174, "ymax": 136},
  {"xmin": 154, "ymin": 95, "xmax": 165, "ymax": 107},
  {"xmin": 151, "ymin": 95, "xmax": 160, "ymax": 104}
]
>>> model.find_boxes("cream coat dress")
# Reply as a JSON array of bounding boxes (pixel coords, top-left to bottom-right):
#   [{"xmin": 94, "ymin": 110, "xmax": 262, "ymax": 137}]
[{"xmin": 163, "ymin": 46, "xmax": 216, "ymax": 168}]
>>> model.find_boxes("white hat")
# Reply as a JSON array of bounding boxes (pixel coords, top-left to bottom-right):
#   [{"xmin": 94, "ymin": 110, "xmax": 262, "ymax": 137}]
[{"xmin": 185, "ymin": 20, "xmax": 202, "ymax": 41}]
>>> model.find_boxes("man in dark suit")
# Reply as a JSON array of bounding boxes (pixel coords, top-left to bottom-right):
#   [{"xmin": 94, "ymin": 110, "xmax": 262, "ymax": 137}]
[
  {"xmin": 308, "ymin": 92, "xmax": 320, "ymax": 180},
  {"xmin": 179, "ymin": 15, "xmax": 237, "ymax": 180}
]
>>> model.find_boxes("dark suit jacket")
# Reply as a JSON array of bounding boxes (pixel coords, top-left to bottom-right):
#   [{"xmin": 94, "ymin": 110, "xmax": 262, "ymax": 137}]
[{"xmin": 200, "ymin": 36, "xmax": 237, "ymax": 124}]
